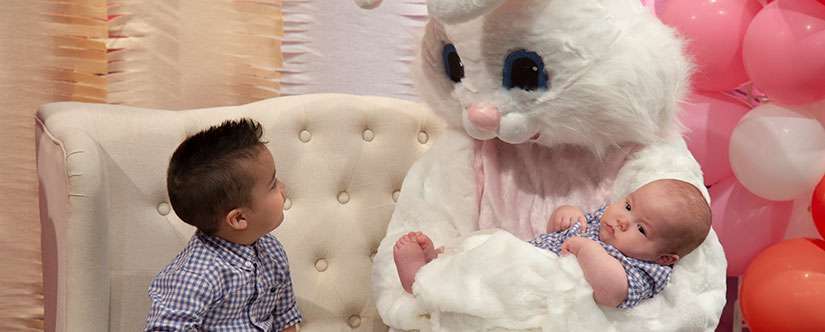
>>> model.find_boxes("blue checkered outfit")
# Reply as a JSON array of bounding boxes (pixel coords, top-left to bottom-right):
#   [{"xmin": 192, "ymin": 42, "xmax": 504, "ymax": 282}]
[
  {"xmin": 528, "ymin": 207, "xmax": 672, "ymax": 309},
  {"xmin": 146, "ymin": 232, "xmax": 302, "ymax": 331}
]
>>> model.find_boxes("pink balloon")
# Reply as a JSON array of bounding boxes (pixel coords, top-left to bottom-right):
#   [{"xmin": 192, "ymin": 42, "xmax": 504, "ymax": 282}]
[
  {"xmin": 679, "ymin": 93, "xmax": 751, "ymax": 186},
  {"xmin": 659, "ymin": 0, "xmax": 763, "ymax": 92},
  {"xmin": 710, "ymin": 177, "xmax": 794, "ymax": 276},
  {"xmin": 743, "ymin": 0, "xmax": 825, "ymax": 106}
]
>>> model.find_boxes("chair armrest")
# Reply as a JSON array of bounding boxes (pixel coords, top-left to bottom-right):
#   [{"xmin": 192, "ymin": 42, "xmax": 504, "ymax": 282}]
[{"xmin": 37, "ymin": 117, "xmax": 110, "ymax": 332}]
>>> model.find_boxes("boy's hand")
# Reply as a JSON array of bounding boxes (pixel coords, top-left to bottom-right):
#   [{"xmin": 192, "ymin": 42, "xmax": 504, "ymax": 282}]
[
  {"xmin": 561, "ymin": 236, "xmax": 598, "ymax": 256},
  {"xmin": 548, "ymin": 205, "xmax": 587, "ymax": 233}
]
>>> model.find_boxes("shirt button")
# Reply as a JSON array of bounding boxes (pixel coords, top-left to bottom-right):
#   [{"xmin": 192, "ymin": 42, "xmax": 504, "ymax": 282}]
[
  {"xmin": 270, "ymin": 286, "xmax": 277, "ymax": 293},
  {"xmin": 348, "ymin": 315, "xmax": 361, "ymax": 328}
]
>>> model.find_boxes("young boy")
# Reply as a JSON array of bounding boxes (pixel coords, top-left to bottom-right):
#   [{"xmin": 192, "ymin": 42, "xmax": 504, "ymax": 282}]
[
  {"xmin": 394, "ymin": 179, "xmax": 711, "ymax": 309},
  {"xmin": 145, "ymin": 118, "xmax": 302, "ymax": 331}
]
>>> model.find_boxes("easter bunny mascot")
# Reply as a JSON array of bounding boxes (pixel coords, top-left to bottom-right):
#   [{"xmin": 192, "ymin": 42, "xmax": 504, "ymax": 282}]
[{"xmin": 357, "ymin": 0, "xmax": 727, "ymax": 331}]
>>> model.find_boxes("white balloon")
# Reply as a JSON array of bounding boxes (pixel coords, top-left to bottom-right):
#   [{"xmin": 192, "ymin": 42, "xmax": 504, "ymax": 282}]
[{"xmin": 729, "ymin": 103, "xmax": 825, "ymax": 201}]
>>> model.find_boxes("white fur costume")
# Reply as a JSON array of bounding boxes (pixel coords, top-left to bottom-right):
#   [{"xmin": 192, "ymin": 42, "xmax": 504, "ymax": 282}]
[{"xmin": 356, "ymin": 0, "xmax": 727, "ymax": 331}]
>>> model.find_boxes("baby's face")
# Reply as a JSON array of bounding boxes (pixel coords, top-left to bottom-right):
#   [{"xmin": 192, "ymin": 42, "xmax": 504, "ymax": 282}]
[{"xmin": 599, "ymin": 183, "xmax": 684, "ymax": 263}]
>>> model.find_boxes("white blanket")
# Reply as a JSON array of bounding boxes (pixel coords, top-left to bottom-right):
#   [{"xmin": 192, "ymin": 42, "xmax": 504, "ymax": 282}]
[
  {"xmin": 412, "ymin": 229, "xmax": 727, "ymax": 332},
  {"xmin": 371, "ymin": 131, "xmax": 728, "ymax": 331}
]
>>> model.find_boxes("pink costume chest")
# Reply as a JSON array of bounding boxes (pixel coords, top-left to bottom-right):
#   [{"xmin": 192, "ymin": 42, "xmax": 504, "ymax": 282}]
[{"xmin": 473, "ymin": 139, "xmax": 634, "ymax": 240}]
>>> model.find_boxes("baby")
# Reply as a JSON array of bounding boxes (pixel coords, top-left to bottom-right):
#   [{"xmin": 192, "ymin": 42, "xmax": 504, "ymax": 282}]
[{"xmin": 394, "ymin": 179, "xmax": 711, "ymax": 308}]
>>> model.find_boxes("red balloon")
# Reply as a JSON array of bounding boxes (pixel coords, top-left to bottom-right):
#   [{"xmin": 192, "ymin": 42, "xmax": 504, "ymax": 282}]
[
  {"xmin": 740, "ymin": 238, "xmax": 825, "ymax": 332},
  {"xmin": 813, "ymin": 175, "xmax": 825, "ymax": 239}
]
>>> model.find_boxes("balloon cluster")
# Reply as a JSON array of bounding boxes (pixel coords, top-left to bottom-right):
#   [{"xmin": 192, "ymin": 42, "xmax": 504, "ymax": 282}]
[{"xmin": 645, "ymin": 0, "xmax": 825, "ymax": 330}]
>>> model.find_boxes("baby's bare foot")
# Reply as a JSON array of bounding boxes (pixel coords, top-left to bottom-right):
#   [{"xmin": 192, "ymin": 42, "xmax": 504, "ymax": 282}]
[
  {"xmin": 414, "ymin": 232, "xmax": 438, "ymax": 262},
  {"xmin": 394, "ymin": 232, "xmax": 428, "ymax": 294}
]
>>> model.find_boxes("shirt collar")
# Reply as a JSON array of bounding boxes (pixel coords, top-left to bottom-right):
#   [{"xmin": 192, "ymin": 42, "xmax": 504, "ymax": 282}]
[{"xmin": 197, "ymin": 231, "xmax": 259, "ymax": 270}]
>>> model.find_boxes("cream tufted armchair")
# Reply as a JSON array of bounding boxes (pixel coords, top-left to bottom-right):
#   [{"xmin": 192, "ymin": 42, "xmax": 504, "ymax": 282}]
[{"xmin": 36, "ymin": 94, "xmax": 445, "ymax": 331}]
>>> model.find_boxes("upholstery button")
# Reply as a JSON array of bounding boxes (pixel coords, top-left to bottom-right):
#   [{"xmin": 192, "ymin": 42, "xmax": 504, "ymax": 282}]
[
  {"xmin": 315, "ymin": 258, "xmax": 328, "ymax": 272},
  {"xmin": 299, "ymin": 130, "xmax": 312, "ymax": 143},
  {"xmin": 157, "ymin": 202, "xmax": 171, "ymax": 216},
  {"xmin": 338, "ymin": 191, "xmax": 350, "ymax": 204},
  {"xmin": 283, "ymin": 198, "xmax": 292, "ymax": 211},
  {"xmin": 417, "ymin": 131, "xmax": 429, "ymax": 144},
  {"xmin": 362, "ymin": 129, "xmax": 374, "ymax": 142},
  {"xmin": 348, "ymin": 315, "xmax": 361, "ymax": 328},
  {"xmin": 392, "ymin": 190, "xmax": 400, "ymax": 202}
]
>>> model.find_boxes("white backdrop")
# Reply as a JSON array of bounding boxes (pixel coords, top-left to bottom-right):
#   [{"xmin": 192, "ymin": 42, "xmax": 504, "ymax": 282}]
[{"xmin": 281, "ymin": 0, "xmax": 427, "ymax": 100}]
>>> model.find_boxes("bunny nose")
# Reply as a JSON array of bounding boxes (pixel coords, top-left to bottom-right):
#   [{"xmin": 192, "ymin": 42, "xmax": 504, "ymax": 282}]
[{"xmin": 467, "ymin": 104, "xmax": 500, "ymax": 132}]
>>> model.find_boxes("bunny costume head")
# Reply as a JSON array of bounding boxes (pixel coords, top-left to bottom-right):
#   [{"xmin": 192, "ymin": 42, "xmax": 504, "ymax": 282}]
[{"xmin": 359, "ymin": 0, "xmax": 691, "ymax": 154}]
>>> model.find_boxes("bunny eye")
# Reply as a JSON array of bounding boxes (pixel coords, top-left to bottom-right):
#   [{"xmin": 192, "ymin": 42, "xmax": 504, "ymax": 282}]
[
  {"xmin": 503, "ymin": 50, "xmax": 549, "ymax": 91},
  {"xmin": 442, "ymin": 44, "xmax": 464, "ymax": 83}
]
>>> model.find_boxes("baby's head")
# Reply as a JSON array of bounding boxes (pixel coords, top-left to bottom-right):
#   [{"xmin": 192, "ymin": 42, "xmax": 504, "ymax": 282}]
[
  {"xmin": 166, "ymin": 118, "xmax": 285, "ymax": 242},
  {"xmin": 599, "ymin": 179, "xmax": 711, "ymax": 265}
]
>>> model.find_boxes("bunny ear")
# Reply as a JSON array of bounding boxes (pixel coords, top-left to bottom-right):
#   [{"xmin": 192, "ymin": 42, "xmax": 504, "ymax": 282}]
[
  {"xmin": 354, "ymin": 0, "xmax": 382, "ymax": 9},
  {"xmin": 428, "ymin": 0, "xmax": 507, "ymax": 24},
  {"xmin": 354, "ymin": 0, "xmax": 507, "ymax": 24}
]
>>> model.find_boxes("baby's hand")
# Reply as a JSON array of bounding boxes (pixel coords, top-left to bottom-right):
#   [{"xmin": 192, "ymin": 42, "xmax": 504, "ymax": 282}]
[
  {"xmin": 560, "ymin": 236, "xmax": 598, "ymax": 256},
  {"xmin": 548, "ymin": 205, "xmax": 587, "ymax": 233}
]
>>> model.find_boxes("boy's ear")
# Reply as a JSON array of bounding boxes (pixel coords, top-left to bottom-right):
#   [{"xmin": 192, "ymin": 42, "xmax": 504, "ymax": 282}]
[
  {"xmin": 656, "ymin": 254, "xmax": 679, "ymax": 266},
  {"xmin": 225, "ymin": 208, "xmax": 248, "ymax": 231}
]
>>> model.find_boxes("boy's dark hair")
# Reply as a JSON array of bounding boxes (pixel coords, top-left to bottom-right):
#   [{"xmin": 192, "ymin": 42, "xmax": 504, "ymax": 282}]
[{"xmin": 167, "ymin": 118, "xmax": 266, "ymax": 234}]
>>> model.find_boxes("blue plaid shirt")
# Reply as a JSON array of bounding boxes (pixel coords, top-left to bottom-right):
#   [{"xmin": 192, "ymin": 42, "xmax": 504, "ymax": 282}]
[
  {"xmin": 146, "ymin": 232, "xmax": 302, "ymax": 331},
  {"xmin": 529, "ymin": 207, "xmax": 672, "ymax": 309}
]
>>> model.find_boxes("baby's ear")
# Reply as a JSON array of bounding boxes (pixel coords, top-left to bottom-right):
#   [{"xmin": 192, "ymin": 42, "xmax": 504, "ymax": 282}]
[
  {"xmin": 656, "ymin": 254, "xmax": 679, "ymax": 266},
  {"xmin": 224, "ymin": 208, "xmax": 248, "ymax": 231}
]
